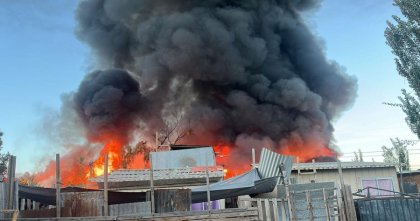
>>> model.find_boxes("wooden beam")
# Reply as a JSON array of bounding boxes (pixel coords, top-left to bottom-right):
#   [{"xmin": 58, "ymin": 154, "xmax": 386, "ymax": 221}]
[
  {"xmin": 7, "ymin": 155, "xmax": 16, "ymax": 210},
  {"xmin": 56, "ymin": 154, "xmax": 61, "ymax": 218},
  {"xmin": 205, "ymin": 154, "xmax": 211, "ymax": 210},
  {"xmin": 149, "ymin": 153, "xmax": 155, "ymax": 213},
  {"xmin": 251, "ymin": 148, "xmax": 256, "ymax": 168},
  {"xmin": 104, "ymin": 153, "xmax": 109, "ymax": 216}
]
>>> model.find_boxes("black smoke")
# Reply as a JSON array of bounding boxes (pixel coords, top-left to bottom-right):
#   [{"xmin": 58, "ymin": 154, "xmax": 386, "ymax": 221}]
[
  {"xmin": 72, "ymin": 0, "xmax": 357, "ymax": 156},
  {"xmin": 73, "ymin": 69, "xmax": 144, "ymax": 143}
]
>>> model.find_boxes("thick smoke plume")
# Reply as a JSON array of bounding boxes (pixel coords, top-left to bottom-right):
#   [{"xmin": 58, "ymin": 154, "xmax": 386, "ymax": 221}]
[
  {"xmin": 74, "ymin": 69, "xmax": 145, "ymax": 144},
  {"xmin": 72, "ymin": 0, "xmax": 356, "ymax": 163}
]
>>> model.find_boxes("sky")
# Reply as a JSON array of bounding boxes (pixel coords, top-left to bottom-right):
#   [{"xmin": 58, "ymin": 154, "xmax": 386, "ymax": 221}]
[{"xmin": 0, "ymin": 0, "xmax": 418, "ymax": 173}]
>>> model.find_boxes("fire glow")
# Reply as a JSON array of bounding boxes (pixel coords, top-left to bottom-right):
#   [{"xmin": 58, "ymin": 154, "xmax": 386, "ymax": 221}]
[{"xmin": 34, "ymin": 138, "xmax": 337, "ymax": 187}]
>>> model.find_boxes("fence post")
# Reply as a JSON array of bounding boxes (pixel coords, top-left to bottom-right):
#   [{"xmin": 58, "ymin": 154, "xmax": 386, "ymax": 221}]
[
  {"xmin": 205, "ymin": 154, "xmax": 211, "ymax": 210},
  {"xmin": 272, "ymin": 199, "xmax": 279, "ymax": 221},
  {"xmin": 323, "ymin": 188, "xmax": 331, "ymax": 221},
  {"xmin": 104, "ymin": 153, "xmax": 109, "ymax": 216},
  {"xmin": 55, "ymin": 154, "xmax": 61, "ymax": 218},
  {"xmin": 343, "ymin": 185, "xmax": 357, "ymax": 221},
  {"xmin": 306, "ymin": 190, "xmax": 314, "ymax": 221},
  {"xmin": 149, "ymin": 153, "xmax": 155, "ymax": 214},
  {"xmin": 257, "ymin": 199, "xmax": 264, "ymax": 221},
  {"xmin": 286, "ymin": 186, "xmax": 295, "ymax": 221},
  {"xmin": 7, "ymin": 155, "xmax": 16, "ymax": 210},
  {"xmin": 264, "ymin": 199, "xmax": 271, "ymax": 220}
]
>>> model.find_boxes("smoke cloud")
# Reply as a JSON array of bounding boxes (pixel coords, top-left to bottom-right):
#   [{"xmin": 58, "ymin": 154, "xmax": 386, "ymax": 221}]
[{"xmin": 72, "ymin": 0, "xmax": 357, "ymax": 158}]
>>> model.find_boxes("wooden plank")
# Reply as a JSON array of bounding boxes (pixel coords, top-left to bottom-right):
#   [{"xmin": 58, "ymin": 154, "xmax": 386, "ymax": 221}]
[
  {"xmin": 56, "ymin": 154, "xmax": 61, "ymax": 218},
  {"xmin": 149, "ymin": 154, "xmax": 155, "ymax": 214},
  {"xmin": 322, "ymin": 188, "xmax": 331, "ymax": 221},
  {"xmin": 257, "ymin": 199, "xmax": 263, "ymax": 221},
  {"xmin": 104, "ymin": 153, "xmax": 109, "ymax": 216},
  {"xmin": 279, "ymin": 199, "xmax": 287, "ymax": 221},
  {"xmin": 1, "ymin": 208, "xmax": 259, "ymax": 221},
  {"xmin": 7, "ymin": 156, "xmax": 16, "ymax": 210},
  {"xmin": 154, "ymin": 189, "xmax": 191, "ymax": 213},
  {"xmin": 305, "ymin": 191, "xmax": 313, "ymax": 221},
  {"xmin": 344, "ymin": 185, "xmax": 357, "ymax": 221},
  {"xmin": 264, "ymin": 199, "xmax": 271, "ymax": 221},
  {"xmin": 272, "ymin": 199, "xmax": 279, "ymax": 221}
]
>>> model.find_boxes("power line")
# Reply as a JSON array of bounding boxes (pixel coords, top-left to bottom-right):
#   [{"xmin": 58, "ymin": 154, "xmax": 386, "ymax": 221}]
[{"xmin": 341, "ymin": 148, "xmax": 420, "ymax": 155}]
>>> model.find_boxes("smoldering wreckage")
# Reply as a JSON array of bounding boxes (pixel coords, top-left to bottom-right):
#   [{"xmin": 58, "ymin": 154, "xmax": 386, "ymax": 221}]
[{"xmin": 0, "ymin": 0, "xmax": 373, "ymax": 220}]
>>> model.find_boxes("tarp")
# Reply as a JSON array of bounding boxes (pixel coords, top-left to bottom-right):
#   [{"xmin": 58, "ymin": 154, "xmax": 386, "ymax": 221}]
[
  {"xmin": 191, "ymin": 169, "xmax": 279, "ymax": 203},
  {"xmin": 18, "ymin": 169, "xmax": 277, "ymax": 205},
  {"xmin": 18, "ymin": 185, "xmax": 146, "ymax": 205}
]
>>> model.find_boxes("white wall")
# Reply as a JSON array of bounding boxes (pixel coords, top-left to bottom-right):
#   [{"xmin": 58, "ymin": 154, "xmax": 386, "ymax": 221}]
[{"xmin": 290, "ymin": 167, "xmax": 400, "ymax": 194}]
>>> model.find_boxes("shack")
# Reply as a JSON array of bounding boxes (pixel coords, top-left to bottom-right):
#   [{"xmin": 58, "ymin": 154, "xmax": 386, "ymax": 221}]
[{"xmin": 290, "ymin": 161, "xmax": 399, "ymax": 197}]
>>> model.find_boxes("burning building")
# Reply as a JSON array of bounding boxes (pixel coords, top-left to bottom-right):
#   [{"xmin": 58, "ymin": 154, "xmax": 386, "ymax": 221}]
[{"xmin": 35, "ymin": 0, "xmax": 357, "ymax": 187}]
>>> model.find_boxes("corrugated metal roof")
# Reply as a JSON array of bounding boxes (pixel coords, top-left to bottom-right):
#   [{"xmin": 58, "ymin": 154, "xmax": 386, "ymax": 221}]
[
  {"xmin": 292, "ymin": 162, "xmax": 396, "ymax": 170},
  {"xmin": 258, "ymin": 148, "xmax": 294, "ymax": 179},
  {"xmin": 151, "ymin": 147, "xmax": 215, "ymax": 170},
  {"xmin": 90, "ymin": 166, "xmax": 224, "ymax": 183}
]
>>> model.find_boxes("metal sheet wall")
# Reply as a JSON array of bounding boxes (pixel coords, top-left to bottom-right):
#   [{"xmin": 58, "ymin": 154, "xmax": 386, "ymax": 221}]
[
  {"xmin": 258, "ymin": 148, "xmax": 294, "ymax": 180},
  {"xmin": 355, "ymin": 197, "xmax": 420, "ymax": 221}
]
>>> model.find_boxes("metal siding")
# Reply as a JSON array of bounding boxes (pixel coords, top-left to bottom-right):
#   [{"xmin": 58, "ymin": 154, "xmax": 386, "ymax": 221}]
[
  {"xmin": 258, "ymin": 148, "xmax": 294, "ymax": 180},
  {"xmin": 151, "ymin": 147, "xmax": 215, "ymax": 170},
  {"xmin": 355, "ymin": 198, "xmax": 420, "ymax": 221},
  {"xmin": 91, "ymin": 166, "xmax": 224, "ymax": 183},
  {"xmin": 109, "ymin": 202, "xmax": 151, "ymax": 216},
  {"xmin": 0, "ymin": 183, "xmax": 5, "ymax": 219},
  {"xmin": 293, "ymin": 161, "xmax": 396, "ymax": 170}
]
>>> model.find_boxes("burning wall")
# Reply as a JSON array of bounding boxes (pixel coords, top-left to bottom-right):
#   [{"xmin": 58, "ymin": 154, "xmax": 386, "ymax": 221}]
[{"xmin": 34, "ymin": 0, "xmax": 357, "ymax": 186}]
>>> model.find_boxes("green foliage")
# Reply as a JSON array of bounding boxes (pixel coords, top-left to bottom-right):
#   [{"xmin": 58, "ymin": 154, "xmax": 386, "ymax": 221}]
[
  {"xmin": 382, "ymin": 138, "xmax": 411, "ymax": 171},
  {"xmin": 352, "ymin": 149, "xmax": 364, "ymax": 162},
  {"xmin": 0, "ymin": 131, "xmax": 10, "ymax": 176},
  {"xmin": 385, "ymin": 0, "xmax": 420, "ymax": 137},
  {"xmin": 385, "ymin": 0, "xmax": 420, "ymax": 96},
  {"xmin": 385, "ymin": 0, "xmax": 420, "ymax": 138},
  {"xmin": 399, "ymin": 90, "xmax": 420, "ymax": 137}
]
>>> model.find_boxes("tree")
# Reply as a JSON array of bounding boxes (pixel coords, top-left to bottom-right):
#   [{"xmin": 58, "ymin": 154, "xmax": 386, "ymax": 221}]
[
  {"xmin": 382, "ymin": 138, "xmax": 411, "ymax": 171},
  {"xmin": 157, "ymin": 111, "xmax": 193, "ymax": 147},
  {"xmin": 385, "ymin": 0, "xmax": 420, "ymax": 138},
  {"xmin": 0, "ymin": 131, "xmax": 10, "ymax": 177},
  {"xmin": 18, "ymin": 172, "xmax": 38, "ymax": 186},
  {"xmin": 352, "ymin": 149, "xmax": 364, "ymax": 162}
]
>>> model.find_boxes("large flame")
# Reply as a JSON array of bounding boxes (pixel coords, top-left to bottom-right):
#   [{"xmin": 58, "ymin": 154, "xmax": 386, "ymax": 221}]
[
  {"xmin": 34, "ymin": 136, "xmax": 336, "ymax": 187},
  {"xmin": 213, "ymin": 142, "xmax": 337, "ymax": 179},
  {"xmin": 34, "ymin": 134, "xmax": 149, "ymax": 187}
]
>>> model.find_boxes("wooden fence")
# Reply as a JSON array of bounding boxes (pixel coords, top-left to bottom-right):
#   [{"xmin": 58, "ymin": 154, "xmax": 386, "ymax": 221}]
[
  {"xmin": 0, "ymin": 182, "xmax": 18, "ymax": 219},
  {"xmin": 0, "ymin": 208, "xmax": 259, "ymax": 221},
  {"xmin": 109, "ymin": 202, "xmax": 151, "ymax": 216},
  {"xmin": 239, "ymin": 186, "xmax": 357, "ymax": 221}
]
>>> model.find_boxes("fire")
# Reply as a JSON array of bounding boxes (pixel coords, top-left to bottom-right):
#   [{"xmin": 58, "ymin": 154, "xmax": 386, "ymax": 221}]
[
  {"xmin": 281, "ymin": 145, "xmax": 337, "ymax": 162},
  {"xmin": 213, "ymin": 143, "xmax": 251, "ymax": 179},
  {"xmin": 89, "ymin": 138, "xmax": 124, "ymax": 178},
  {"xmin": 213, "ymin": 142, "xmax": 337, "ymax": 179},
  {"xmin": 33, "ymin": 134, "xmax": 336, "ymax": 187},
  {"xmin": 34, "ymin": 134, "xmax": 149, "ymax": 187}
]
